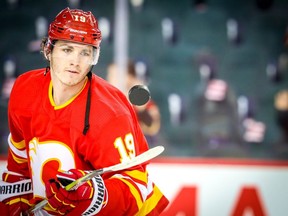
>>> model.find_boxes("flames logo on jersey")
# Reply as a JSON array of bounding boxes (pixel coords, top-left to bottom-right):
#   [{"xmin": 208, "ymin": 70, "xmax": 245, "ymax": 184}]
[{"xmin": 29, "ymin": 138, "xmax": 76, "ymax": 198}]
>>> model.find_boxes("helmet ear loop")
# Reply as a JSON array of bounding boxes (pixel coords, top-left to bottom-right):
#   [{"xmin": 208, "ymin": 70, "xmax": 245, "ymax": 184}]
[
  {"xmin": 43, "ymin": 48, "xmax": 51, "ymax": 76},
  {"xmin": 43, "ymin": 42, "xmax": 53, "ymax": 61},
  {"xmin": 43, "ymin": 38, "xmax": 55, "ymax": 61},
  {"xmin": 43, "ymin": 40, "xmax": 53, "ymax": 76},
  {"xmin": 44, "ymin": 49, "xmax": 51, "ymax": 62}
]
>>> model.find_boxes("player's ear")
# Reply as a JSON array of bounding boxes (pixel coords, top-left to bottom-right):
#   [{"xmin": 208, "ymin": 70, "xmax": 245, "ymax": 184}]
[
  {"xmin": 41, "ymin": 37, "xmax": 52, "ymax": 62},
  {"xmin": 44, "ymin": 50, "xmax": 51, "ymax": 61},
  {"xmin": 47, "ymin": 53, "xmax": 51, "ymax": 61}
]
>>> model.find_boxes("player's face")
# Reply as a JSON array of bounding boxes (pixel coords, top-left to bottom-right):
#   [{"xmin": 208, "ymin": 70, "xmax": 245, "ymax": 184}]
[{"xmin": 49, "ymin": 40, "xmax": 94, "ymax": 86}]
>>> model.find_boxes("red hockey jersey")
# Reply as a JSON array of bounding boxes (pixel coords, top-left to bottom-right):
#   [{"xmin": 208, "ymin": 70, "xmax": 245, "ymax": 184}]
[{"xmin": 6, "ymin": 68, "xmax": 168, "ymax": 215}]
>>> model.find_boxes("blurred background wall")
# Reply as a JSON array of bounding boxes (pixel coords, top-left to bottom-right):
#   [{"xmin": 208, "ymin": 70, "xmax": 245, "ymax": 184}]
[{"xmin": 0, "ymin": 0, "xmax": 288, "ymax": 159}]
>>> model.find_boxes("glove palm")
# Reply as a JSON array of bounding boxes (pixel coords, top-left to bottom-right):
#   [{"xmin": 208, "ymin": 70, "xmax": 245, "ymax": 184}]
[{"xmin": 45, "ymin": 169, "xmax": 106, "ymax": 215}]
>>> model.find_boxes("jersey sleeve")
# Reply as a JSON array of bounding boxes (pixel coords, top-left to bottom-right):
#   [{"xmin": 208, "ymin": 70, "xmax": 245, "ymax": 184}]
[{"xmin": 5, "ymin": 76, "xmax": 30, "ymax": 178}]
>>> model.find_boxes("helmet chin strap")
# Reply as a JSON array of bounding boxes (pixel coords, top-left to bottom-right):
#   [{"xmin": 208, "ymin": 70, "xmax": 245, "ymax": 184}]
[
  {"xmin": 44, "ymin": 66, "xmax": 50, "ymax": 76},
  {"xmin": 83, "ymin": 70, "xmax": 93, "ymax": 135}
]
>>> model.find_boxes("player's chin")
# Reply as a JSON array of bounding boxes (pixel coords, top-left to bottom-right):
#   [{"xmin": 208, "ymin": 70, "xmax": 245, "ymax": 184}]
[
  {"xmin": 61, "ymin": 78, "xmax": 81, "ymax": 87},
  {"xmin": 63, "ymin": 75, "xmax": 87, "ymax": 86}
]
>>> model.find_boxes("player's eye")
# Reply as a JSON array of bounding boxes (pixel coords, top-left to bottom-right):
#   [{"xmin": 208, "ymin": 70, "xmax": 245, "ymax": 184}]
[
  {"xmin": 80, "ymin": 50, "xmax": 91, "ymax": 57},
  {"xmin": 62, "ymin": 48, "xmax": 72, "ymax": 53}
]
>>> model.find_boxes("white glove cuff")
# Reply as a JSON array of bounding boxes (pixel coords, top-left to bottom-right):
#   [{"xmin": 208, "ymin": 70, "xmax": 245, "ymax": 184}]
[
  {"xmin": 0, "ymin": 179, "xmax": 32, "ymax": 201},
  {"xmin": 82, "ymin": 175, "xmax": 107, "ymax": 216}
]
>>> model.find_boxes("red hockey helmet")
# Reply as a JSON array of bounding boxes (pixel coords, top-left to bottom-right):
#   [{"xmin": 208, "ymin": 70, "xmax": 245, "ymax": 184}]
[{"xmin": 48, "ymin": 7, "xmax": 102, "ymax": 48}]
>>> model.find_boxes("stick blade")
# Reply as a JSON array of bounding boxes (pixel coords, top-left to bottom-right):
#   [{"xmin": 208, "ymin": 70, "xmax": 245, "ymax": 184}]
[
  {"xmin": 67, "ymin": 146, "xmax": 165, "ymax": 189},
  {"xmin": 109, "ymin": 145, "xmax": 165, "ymax": 172}
]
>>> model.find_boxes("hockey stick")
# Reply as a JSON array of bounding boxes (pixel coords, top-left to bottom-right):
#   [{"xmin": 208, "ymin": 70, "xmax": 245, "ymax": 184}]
[{"xmin": 27, "ymin": 145, "xmax": 164, "ymax": 215}]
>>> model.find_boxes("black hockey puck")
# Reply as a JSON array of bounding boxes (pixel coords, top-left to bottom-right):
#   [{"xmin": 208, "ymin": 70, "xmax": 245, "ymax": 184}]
[{"xmin": 128, "ymin": 84, "xmax": 151, "ymax": 106}]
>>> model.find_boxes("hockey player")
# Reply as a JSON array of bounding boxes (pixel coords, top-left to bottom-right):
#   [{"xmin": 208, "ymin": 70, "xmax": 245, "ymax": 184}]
[{"xmin": 0, "ymin": 7, "xmax": 168, "ymax": 215}]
